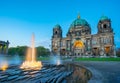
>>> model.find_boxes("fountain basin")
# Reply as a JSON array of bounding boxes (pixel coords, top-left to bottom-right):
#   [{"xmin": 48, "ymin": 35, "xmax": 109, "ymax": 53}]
[{"xmin": 0, "ymin": 62, "xmax": 92, "ymax": 83}]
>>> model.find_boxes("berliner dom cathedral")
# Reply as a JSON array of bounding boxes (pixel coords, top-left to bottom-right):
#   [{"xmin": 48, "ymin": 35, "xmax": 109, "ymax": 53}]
[{"xmin": 51, "ymin": 15, "xmax": 116, "ymax": 57}]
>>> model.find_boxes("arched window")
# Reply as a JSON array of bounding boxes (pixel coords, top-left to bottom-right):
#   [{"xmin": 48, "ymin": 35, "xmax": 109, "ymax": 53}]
[
  {"xmin": 103, "ymin": 24, "xmax": 107, "ymax": 28},
  {"xmin": 55, "ymin": 31, "xmax": 57, "ymax": 34}
]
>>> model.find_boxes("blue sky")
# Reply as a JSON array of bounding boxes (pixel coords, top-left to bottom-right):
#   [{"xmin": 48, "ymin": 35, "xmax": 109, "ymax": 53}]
[{"xmin": 0, "ymin": 0, "xmax": 120, "ymax": 49}]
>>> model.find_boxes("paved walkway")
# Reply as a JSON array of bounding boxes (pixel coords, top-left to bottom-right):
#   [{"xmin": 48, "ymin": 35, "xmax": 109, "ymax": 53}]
[{"xmin": 75, "ymin": 61, "xmax": 120, "ymax": 83}]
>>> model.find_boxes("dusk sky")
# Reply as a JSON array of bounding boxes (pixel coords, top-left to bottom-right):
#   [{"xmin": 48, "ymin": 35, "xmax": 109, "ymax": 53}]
[{"xmin": 0, "ymin": 0, "xmax": 120, "ymax": 49}]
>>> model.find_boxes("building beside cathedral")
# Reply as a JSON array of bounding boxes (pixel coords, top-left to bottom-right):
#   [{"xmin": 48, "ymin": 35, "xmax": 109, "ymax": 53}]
[
  {"xmin": 0, "ymin": 40, "xmax": 9, "ymax": 54},
  {"xmin": 51, "ymin": 15, "xmax": 116, "ymax": 57}
]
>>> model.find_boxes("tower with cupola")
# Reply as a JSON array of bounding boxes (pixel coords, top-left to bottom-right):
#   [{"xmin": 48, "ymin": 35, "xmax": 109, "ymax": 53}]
[
  {"xmin": 96, "ymin": 15, "xmax": 115, "ymax": 56},
  {"xmin": 52, "ymin": 24, "xmax": 62, "ymax": 55},
  {"xmin": 97, "ymin": 15, "xmax": 113, "ymax": 33}
]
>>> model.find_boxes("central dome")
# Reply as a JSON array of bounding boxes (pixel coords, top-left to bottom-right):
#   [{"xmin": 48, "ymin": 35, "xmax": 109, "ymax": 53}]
[
  {"xmin": 73, "ymin": 18, "xmax": 88, "ymax": 26},
  {"xmin": 70, "ymin": 15, "xmax": 89, "ymax": 29}
]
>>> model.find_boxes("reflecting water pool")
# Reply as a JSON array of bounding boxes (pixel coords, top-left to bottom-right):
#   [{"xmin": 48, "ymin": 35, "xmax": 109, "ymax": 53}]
[{"xmin": 0, "ymin": 57, "xmax": 92, "ymax": 83}]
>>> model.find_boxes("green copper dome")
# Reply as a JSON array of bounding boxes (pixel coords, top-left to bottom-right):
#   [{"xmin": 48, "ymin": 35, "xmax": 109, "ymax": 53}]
[
  {"xmin": 54, "ymin": 24, "xmax": 61, "ymax": 29},
  {"xmin": 100, "ymin": 15, "xmax": 109, "ymax": 21},
  {"xmin": 73, "ymin": 18, "xmax": 88, "ymax": 26},
  {"xmin": 69, "ymin": 17, "xmax": 89, "ymax": 30}
]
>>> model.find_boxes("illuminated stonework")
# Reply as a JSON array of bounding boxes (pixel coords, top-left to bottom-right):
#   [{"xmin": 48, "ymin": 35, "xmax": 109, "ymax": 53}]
[
  {"xmin": 52, "ymin": 15, "xmax": 116, "ymax": 57},
  {"xmin": 73, "ymin": 40, "xmax": 84, "ymax": 48}
]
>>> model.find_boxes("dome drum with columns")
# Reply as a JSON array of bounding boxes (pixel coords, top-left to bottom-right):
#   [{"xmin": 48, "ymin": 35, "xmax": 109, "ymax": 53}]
[{"xmin": 51, "ymin": 15, "xmax": 116, "ymax": 57}]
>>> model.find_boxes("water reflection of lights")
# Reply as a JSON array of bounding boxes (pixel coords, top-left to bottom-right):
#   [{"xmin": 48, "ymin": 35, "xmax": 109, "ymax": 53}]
[
  {"xmin": 50, "ymin": 56, "xmax": 62, "ymax": 65},
  {"xmin": 57, "ymin": 59, "xmax": 60, "ymax": 65},
  {"xmin": 0, "ymin": 62, "xmax": 8, "ymax": 71}
]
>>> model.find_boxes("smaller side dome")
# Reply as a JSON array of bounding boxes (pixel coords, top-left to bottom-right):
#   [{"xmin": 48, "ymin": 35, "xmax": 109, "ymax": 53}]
[
  {"xmin": 54, "ymin": 24, "xmax": 61, "ymax": 29},
  {"xmin": 100, "ymin": 15, "xmax": 109, "ymax": 21}
]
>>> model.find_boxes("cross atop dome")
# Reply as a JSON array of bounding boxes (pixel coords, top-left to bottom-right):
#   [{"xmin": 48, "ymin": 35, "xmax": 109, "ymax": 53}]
[{"xmin": 77, "ymin": 13, "xmax": 80, "ymax": 19}]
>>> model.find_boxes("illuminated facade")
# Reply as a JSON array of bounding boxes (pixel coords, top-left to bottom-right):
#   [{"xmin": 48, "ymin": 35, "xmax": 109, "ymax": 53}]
[{"xmin": 51, "ymin": 15, "xmax": 116, "ymax": 57}]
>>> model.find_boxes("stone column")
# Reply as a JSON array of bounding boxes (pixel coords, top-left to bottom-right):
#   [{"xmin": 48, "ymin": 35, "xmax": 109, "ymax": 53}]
[
  {"xmin": 6, "ymin": 40, "xmax": 9, "ymax": 54},
  {"xmin": 103, "ymin": 46, "xmax": 105, "ymax": 57},
  {"xmin": 4, "ymin": 45, "xmax": 6, "ymax": 54},
  {"xmin": 58, "ymin": 48, "xmax": 60, "ymax": 56},
  {"xmin": 103, "ymin": 46, "xmax": 106, "ymax": 56},
  {"xmin": 1, "ymin": 45, "xmax": 4, "ymax": 54},
  {"xmin": 0, "ymin": 45, "xmax": 1, "ymax": 54},
  {"xmin": 3, "ymin": 45, "xmax": 5, "ymax": 54},
  {"xmin": 113, "ymin": 45, "xmax": 116, "ymax": 56},
  {"xmin": 5, "ymin": 44, "xmax": 9, "ymax": 54}
]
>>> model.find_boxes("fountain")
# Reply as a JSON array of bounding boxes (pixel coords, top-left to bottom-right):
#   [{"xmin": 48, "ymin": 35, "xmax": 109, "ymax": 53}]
[{"xmin": 20, "ymin": 33, "xmax": 42, "ymax": 70}]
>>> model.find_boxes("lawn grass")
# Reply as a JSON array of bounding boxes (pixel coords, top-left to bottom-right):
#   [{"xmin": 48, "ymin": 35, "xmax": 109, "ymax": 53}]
[
  {"xmin": 37, "ymin": 57, "xmax": 120, "ymax": 61},
  {"xmin": 19, "ymin": 56, "xmax": 120, "ymax": 61},
  {"xmin": 37, "ymin": 57, "xmax": 50, "ymax": 61},
  {"xmin": 75, "ymin": 57, "xmax": 120, "ymax": 61}
]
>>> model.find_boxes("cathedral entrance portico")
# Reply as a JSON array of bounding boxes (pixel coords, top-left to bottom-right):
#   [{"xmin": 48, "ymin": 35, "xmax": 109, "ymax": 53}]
[
  {"xmin": 73, "ymin": 40, "xmax": 84, "ymax": 56},
  {"xmin": 73, "ymin": 48, "xmax": 84, "ymax": 57}
]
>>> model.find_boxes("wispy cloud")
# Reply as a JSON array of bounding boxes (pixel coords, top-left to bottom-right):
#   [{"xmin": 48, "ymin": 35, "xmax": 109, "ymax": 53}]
[{"xmin": 35, "ymin": 39, "xmax": 51, "ymax": 49}]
